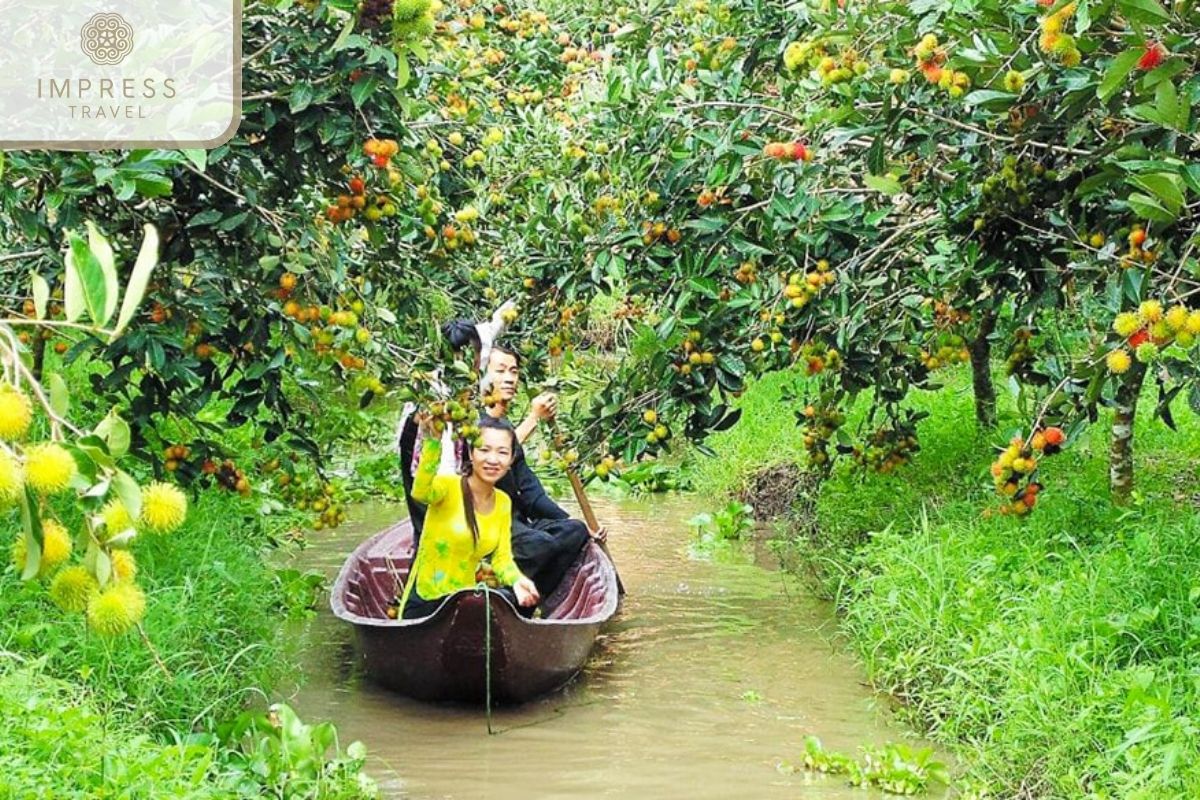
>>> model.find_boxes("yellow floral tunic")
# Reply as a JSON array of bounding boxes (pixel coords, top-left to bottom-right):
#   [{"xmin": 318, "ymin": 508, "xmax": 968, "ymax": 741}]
[{"xmin": 400, "ymin": 436, "xmax": 524, "ymax": 614}]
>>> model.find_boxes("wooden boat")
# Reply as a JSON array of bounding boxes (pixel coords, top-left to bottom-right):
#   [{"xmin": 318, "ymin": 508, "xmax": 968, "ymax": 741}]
[{"xmin": 330, "ymin": 519, "xmax": 620, "ymax": 704}]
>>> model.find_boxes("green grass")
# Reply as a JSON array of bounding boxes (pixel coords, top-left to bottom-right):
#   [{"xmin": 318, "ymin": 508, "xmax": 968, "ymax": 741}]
[
  {"xmin": 699, "ymin": 365, "xmax": 1200, "ymax": 797},
  {"xmin": 1, "ymin": 490, "xmax": 289, "ymax": 733}
]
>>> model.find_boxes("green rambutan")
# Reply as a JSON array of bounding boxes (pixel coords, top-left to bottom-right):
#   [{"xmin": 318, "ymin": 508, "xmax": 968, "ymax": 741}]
[
  {"xmin": 49, "ymin": 566, "xmax": 99, "ymax": 613},
  {"xmin": 86, "ymin": 582, "xmax": 147, "ymax": 637}
]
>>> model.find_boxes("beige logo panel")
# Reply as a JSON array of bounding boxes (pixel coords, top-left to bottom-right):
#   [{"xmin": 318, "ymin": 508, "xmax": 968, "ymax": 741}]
[{"xmin": 0, "ymin": 2, "xmax": 241, "ymax": 149}]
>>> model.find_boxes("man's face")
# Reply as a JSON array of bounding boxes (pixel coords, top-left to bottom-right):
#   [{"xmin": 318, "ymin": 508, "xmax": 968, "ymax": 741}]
[{"xmin": 486, "ymin": 349, "xmax": 520, "ymax": 401}]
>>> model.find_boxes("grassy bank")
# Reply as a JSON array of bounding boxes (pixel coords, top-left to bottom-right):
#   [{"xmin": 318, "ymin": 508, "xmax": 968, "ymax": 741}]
[
  {"xmin": 1, "ymin": 488, "xmax": 375, "ymax": 797},
  {"xmin": 694, "ymin": 365, "xmax": 1200, "ymax": 798}
]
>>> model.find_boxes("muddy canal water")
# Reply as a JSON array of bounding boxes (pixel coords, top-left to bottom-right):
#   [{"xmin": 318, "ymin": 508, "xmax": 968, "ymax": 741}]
[{"xmin": 282, "ymin": 494, "xmax": 935, "ymax": 798}]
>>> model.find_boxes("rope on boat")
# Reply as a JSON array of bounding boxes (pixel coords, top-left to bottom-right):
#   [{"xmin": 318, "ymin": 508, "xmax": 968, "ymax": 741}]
[{"xmin": 481, "ymin": 583, "xmax": 495, "ymax": 735}]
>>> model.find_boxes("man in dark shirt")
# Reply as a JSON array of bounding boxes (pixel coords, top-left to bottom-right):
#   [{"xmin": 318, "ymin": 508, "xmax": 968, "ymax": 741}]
[{"xmin": 397, "ymin": 340, "xmax": 599, "ymax": 601}]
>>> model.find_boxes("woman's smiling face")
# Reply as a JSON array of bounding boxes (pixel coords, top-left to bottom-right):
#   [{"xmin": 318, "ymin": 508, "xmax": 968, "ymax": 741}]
[{"xmin": 471, "ymin": 426, "xmax": 514, "ymax": 484}]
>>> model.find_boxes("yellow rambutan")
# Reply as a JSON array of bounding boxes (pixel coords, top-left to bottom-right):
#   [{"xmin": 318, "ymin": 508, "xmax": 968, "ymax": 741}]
[
  {"xmin": 1112, "ymin": 312, "xmax": 1141, "ymax": 337},
  {"xmin": 1138, "ymin": 299, "xmax": 1163, "ymax": 324},
  {"xmin": 100, "ymin": 499, "xmax": 135, "ymax": 539},
  {"xmin": 41, "ymin": 519, "xmax": 72, "ymax": 568},
  {"xmin": 0, "ymin": 386, "xmax": 33, "ymax": 441},
  {"xmin": 49, "ymin": 566, "xmax": 98, "ymax": 613},
  {"xmin": 86, "ymin": 582, "xmax": 147, "ymax": 637},
  {"xmin": 110, "ymin": 549, "xmax": 138, "ymax": 583},
  {"xmin": 24, "ymin": 443, "xmax": 77, "ymax": 495},
  {"xmin": 1165, "ymin": 305, "xmax": 1189, "ymax": 332},
  {"xmin": 1186, "ymin": 311, "xmax": 1200, "ymax": 335},
  {"xmin": 139, "ymin": 482, "xmax": 187, "ymax": 534},
  {"xmin": 11, "ymin": 518, "xmax": 72, "ymax": 576},
  {"xmin": 1106, "ymin": 348, "xmax": 1132, "ymax": 374},
  {"xmin": 0, "ymin": 447, "xmax": 22, "ymax": 506}
]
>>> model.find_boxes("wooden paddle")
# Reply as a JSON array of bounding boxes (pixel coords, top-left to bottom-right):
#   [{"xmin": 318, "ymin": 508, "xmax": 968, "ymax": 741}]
[
  {"xmin": 563, "ymin": 464, "xmax": 626, "ymax": 597},
  {"xmin": 546, "ymin": 418, "xmax": 626, "ymax": 596}
]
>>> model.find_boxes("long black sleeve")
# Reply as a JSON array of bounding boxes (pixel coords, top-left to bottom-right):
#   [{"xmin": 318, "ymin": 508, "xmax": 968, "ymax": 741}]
[
  {"xmin": 397, "ymin": 414, "xmax": 428, "ymax": 537},
  {"xmin": 501, "ymin": 444, "xmax": 569, "ymax": 523}
]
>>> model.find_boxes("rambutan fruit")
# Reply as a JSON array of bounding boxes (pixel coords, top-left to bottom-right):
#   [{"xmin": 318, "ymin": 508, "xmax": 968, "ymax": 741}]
[
  {"xmin": 0, "ymin": 386, "xmax": 33, "ymax": 441},
  {"xmin": 1042, "ymin": 427, "xmax": 1065, "ymax": 447},
  {"xmin": 0, "ymin": 447, "xmax": 22, "ymax": 506},
  {"xmin": 1106, "ymin": 348, "xmax": 1132, "ymax": 374},
  {"xmin": 1138, "ymin": 299, "xmax": 1163, "ymax": 324},
  {"xmin": 1165, "ymin": 305, "xmax": 1189, "ymax": 332},
  {"xmin": 139, "ymin": 482, "xmax": 188, "ymax": 534},
  {"xmin": 86, "ymin": 582, "xmax": 147, "ymax": 637},
  {"xmin": 1186, "ymin": 311, "xmax": 1200, "ymax": 335},
  {"xmin": 110, "ymin": 550, "xmax": 138, "ymax": 583},
  {"xmin": 1137, "ymin": 42, "xmax": 1166, "ymax": 71},
  {"xmin": 100, "ymin": 499, "xmax": 135, "ymax": 540},
  {"xmin": 1003, "ymin": 70, "xmax": 1026, "ymax": 92},
  {"xmin": 1135, "ymin": 342, "xmax": 1159, "ymax": 363},
  {"xmin": 49, "ymin": 566, "xmax": 98, "ymax": 613},
  {"xmin": 24, "ymin": 443, "xmax": 76, "ymax": 495},
  {"xmin": 1112, "ymin": 312, "xmax": 1141, "ymax": 337}
]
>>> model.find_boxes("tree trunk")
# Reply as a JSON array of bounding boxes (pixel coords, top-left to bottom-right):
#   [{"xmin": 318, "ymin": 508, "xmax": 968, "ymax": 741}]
[
  {"xmin": 969, "ymin": 310, "xmax": 998, "ymax": 429},
  {"xmin": 1109, "ymin": 362, "xmax": 1146, "ymax": 504}
]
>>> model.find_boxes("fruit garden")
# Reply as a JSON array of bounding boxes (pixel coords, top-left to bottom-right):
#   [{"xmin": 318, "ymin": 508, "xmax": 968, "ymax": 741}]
[{"xmin": 1, "ymin": 0, "xmax": 1198, "ymax": 795}]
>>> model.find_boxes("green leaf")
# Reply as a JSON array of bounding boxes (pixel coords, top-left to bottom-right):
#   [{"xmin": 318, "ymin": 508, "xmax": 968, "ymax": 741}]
[
  {"xmin": 964, "ymin": 89, "xmax": 1017, "ymax": 110},
  {"xmin": 181, "ymin": 149, "xmax": 207, "ymax": 171},
  {"xmin": 113, "ymin": 470, "xmax": 142, "ymax": 521},
  {"xmin": 1098, "ymin": 49, "xmax": 1141, "ymax": 102},
  {"xmin": 97, "ymin": 410, "xmax": 131, "ymax": 458},
  {"xmin": 65, "ymin": 233, "xmax": 108, "ymax": 326},
  {"xmin": 112, "ymin": 225, "xmax": 159, "ymax": 340},
  {"xmin": 85, "ymin": 222, "xmax": 120, "ymax": 326},
  {"xmin": 30, "ymin": 273, "xmax": 49, "ymax": 320},
  {"xmin": 351, "ymin": 75, "xmax": 379, "ymax": 109},
  {"xmin": 289, "ymin": 82, "xmax": 315, "ymax": 113},
  {"xmin": 1129, "ymin": 173, "xmax": 1184, "ymax": 215},
  {"xmin": 863, "ymin": 174, "xmax": 903, "ymax": 195},
  {"xmin": 95, "ymin": 548, "xmax": 112, "ymax": 588},
  {"xmin": 396, "ymin": 54, "xmax": 411, "ymax": 90},
  {"xmin": 19, "ymin": 488, "xmax": 43, "ymax": 581},
  {"xmin": 1127, "ymin": 192, "xmax": 1176, "ymax": 223},
  {"xmin": 48, "ymin": 374, "xmax": 69, "ymax": 418},
  {"xmin": 1117, "ymin": 0, "xmax": 1170, "ymax": 23},
  {"xmin": 1155, "ymin": 80, "xmax": 1179, "ymax": 130}
]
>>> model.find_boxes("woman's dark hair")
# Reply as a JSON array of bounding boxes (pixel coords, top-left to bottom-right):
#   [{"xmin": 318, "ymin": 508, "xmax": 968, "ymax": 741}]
[{"xmin": 459, "ymin": 416, "xmax": 518, "ymax": 544}]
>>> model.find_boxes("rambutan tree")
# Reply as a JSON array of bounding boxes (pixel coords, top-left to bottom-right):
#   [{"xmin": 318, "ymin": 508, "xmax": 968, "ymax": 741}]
[{"xmin": 0, "ymin": 224, "xmax": 194, "ymax": 641}]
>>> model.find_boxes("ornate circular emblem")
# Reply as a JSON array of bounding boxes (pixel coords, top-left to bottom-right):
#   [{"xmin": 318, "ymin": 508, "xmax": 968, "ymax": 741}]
[{"xmin": 80, "ymin": 13, "xmax": 134, "ymax": 66}]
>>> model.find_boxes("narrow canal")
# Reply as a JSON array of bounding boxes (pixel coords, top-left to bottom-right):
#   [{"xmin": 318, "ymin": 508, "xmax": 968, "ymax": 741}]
[{"xmin": 282, "ymin": 493, "xmax": 939, "ymax": 798}]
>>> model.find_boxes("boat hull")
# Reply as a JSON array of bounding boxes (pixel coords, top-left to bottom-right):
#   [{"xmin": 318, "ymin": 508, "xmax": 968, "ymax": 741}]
[{"xmin": 331, "ymin": 520, "xmax": 618, "ymax": 704}]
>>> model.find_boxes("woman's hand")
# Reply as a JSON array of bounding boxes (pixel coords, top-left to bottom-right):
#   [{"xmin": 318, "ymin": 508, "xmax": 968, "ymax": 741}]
[
  {"xmin": 589, "ymin": 524, "xmax": 608, "ymax": 544},
  {"xmin": 512, "ymin": 576, "xmax": 540, "ymax": 608},
  {"xmin": 414, "ymin": 410, "xmax": 441, "ymax": 439},
  {"xmin": 530, "ymin": 392, "xmax": 558, "ymax": 422}
]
